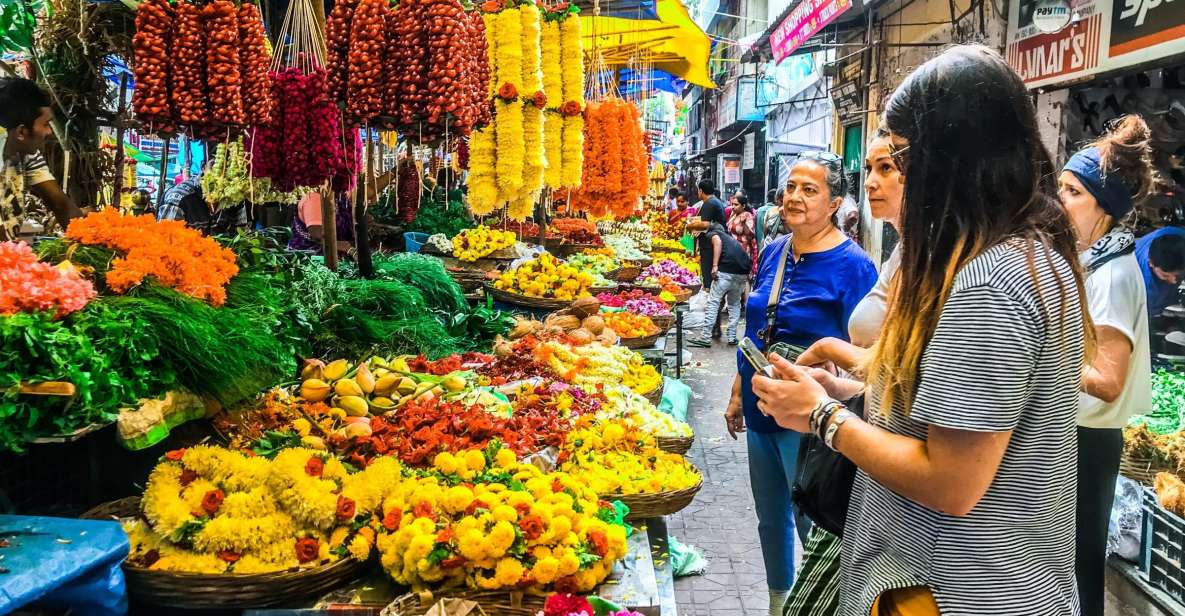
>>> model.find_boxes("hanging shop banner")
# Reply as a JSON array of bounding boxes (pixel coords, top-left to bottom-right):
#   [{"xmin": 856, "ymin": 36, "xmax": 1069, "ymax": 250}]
[
  {"xmin": 770, "ymin": 0, "xmax": 853, "ymax": 64},
  {"xmin": 1007, "ymin": 0, "xmax": 1185, "ymax": 89}
]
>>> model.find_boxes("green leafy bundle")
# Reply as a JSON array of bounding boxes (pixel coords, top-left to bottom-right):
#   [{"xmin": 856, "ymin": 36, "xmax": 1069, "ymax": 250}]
[{"xmin": 402, "ymin": 188, "xmax": 473, "ymax": 238}]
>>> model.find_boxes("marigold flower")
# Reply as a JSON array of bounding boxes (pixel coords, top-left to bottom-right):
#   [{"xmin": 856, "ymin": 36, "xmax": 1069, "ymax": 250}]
[
  {"xmin": 465, "ymin": 499, "xmax": 490, "ymax": 516},
  {"xmin": 588, "ymin": 530, "xmax": 608, "ymax": 557},
  {"xmin": 165, "ymin": 449, "xmax": 186, "ymax": 461},
  {"xmin": 436, "ymin": 527, "xmax": 453, "ymax": 544},
  {"xmin": 382, "ymin": 507, "xmax": 403, "ymax": 531},
  {"xmin": 201, "ymin": 489, "xmax": 224, "ymax": 515},
  {"xmin": 521, "ymin": 515, "xmax": 545, "ymax": 541},
  {"xmin": 412, "ymin": 501, "xmax": 436, "ymax": 520},
  {"xmin": 560, "ymin": 100, "xmax": 581, "ymax": 116},
  {"xmin": 531, "ymin": 91, "xmax": 547, "ymax": 109},
  {"xmin": 480, "ymin": 0, "xmax": 501, "ymax": 11},
  {"xmin": 295, "ymin": 537, "xmax": 320, "ymax": 563},
  {"xmin": 179, "ymin": 469, "xmax": 198, "ymax": 487}
]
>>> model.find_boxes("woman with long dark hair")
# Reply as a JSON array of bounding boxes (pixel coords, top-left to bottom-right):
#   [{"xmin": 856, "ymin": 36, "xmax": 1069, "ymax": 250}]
[
  {"xmin": 1058, "ymin": 115, "xmax": 1157, "ymax": 616},
  {"xmin": 728, "ymin": 193, "xmax": 758, "ymax": 271},
  {"xmin": 753, "ymin": 45, "xmax": 1092, "ymax": 615}
]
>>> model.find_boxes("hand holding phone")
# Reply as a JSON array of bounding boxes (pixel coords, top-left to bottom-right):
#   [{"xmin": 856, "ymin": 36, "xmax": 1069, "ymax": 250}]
[{"xmin": 739, "ymin": 338, "xmax": 776, "ymax": 378}]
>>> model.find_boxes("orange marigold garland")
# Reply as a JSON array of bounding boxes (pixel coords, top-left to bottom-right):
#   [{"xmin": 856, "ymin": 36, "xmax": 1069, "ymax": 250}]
[
  {"xmin": 65, "ymin": 210, "xmax": 240, "ymax": 306},
  {"xmin": 569, "ymin": 99, "xmax": 648, "ymax": 219}
]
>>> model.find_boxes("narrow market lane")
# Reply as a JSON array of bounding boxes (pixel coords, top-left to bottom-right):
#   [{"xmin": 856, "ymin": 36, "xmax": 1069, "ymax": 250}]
[{"xmin": 669, "ymin": 341, "xmax": 799, "ymax": 616}]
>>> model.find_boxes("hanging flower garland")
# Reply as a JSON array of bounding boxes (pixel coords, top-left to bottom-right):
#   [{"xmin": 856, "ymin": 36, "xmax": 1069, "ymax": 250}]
[
  {"xmin": 516, "ymin": 2, "xmax": 545, "ymax": 220},
  {"xmin": 569, "ymin": 99, "xmax": 647, "ymax": 219},
  {"xmin": 493, "ymin": 5, "xmax": 524, "ymax": 204},
  {"xmin": 540, "ymin": 11, "xmax": 564, "ymax": 189},
  {"xmin": 467, "ymin": 9, "xmax": 501, "ymax": 216},
  {"xmin": 558, "ymin": 9, "xmax": 584, "ymax": 189}
]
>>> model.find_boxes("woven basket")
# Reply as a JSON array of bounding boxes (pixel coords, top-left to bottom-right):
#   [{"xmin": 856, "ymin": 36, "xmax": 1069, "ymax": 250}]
[
  {"xmin": 669, "ymin": 287, "xmax": 693, "ymax": 303},
  {"xmin": 605, "ymin": 472, "xmax": 702, "ymax": 521},
  {"xmin": 82, "ymin": 497, "xmax": 366, "ymax": 609},
  {"xmin": 650, "ymin": 313, "xmax": 675, "ymax": 333},
  {"xmin": 656, "ymin": 435, "xmax": 694, "ymax": 455},
  {"xmin": 620, "ymin": 332, "xmax": 662, "ymax": 349},
  {"xmin": 642, "ymin": 384, "xmax": 663, "ymax": 406},
  {"xmin": 650, "ymin": 245, "xmax": 686, "ymax": 255},
  {"xmin": 1119, "ymin": 451, "xmax": 1173, "ymax": 486},
  {"xmin": 590, "ymin": 283, "xmax": 619, "ymax": 295},
  {"xmin": 615, "ymin": 265, "xmax": 641, "ymax": 282},
  {"xmin": 484, "ymin": 284, "xmax": 573, "ymax": 310},
  {"xmin": 382, "ymin": 590, "xmax": 548, "ymax": 616},
  {"xmin": 681, "ymin": 282, "xmax": 702, "ymax": 296}
]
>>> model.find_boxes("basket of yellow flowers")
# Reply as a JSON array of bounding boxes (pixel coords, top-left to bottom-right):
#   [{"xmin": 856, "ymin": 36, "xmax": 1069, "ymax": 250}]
[{"xmin": 487, "ymin": 253, "xmax": 595, "ymax": 309}]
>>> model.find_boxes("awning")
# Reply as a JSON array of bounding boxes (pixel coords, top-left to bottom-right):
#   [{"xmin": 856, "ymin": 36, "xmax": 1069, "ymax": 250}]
[{"xmin": 582, "ymin": 0, "xmax": 716, "ymax": 89}]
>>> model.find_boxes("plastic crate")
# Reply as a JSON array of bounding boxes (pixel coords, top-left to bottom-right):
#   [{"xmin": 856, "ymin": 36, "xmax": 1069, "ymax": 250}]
[{"xmin": 1141, "ymin": 486, "xmax": 1185, "ymax": 605}]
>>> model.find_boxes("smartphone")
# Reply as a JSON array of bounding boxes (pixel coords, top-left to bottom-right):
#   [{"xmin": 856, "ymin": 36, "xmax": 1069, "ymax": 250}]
[
  {"xmin": 739, "ymin": 338, "xmax": 776, "ymax": 378},
  {"xmin": 768, "ymin": 342, "xmax": 808, "ymax": 363}
]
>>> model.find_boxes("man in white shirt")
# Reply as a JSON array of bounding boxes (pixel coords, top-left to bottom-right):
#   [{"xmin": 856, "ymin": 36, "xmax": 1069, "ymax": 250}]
[{"xmin": 0, "ymin": 77, "xmax": 82, "ymax": 239}]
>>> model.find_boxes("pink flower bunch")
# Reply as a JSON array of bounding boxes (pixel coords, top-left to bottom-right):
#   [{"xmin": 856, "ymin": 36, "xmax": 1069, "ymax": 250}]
[
  {"xmin": 0, "ymin": 241, "xmax": 95, "ymax": 319},
  {"xmin": 640, "ymin": 259, "xmax": 697, "ymax": 286},
  {"xmin": 623, "ymin": 296, "xmax": 671, "ymax": 317},
  {"xmin": 541, "ymin": 594, "xmax": 594, "ymax": 616}
]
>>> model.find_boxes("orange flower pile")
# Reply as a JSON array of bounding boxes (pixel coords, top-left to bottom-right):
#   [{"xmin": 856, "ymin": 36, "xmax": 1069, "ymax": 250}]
[
  {"xmin": 65, "ymin": 210, "xmax": 239, "ymax": 306},
  {"xmin": 569, "ymin": 98, "xmax": 649, "ymax": 219}
]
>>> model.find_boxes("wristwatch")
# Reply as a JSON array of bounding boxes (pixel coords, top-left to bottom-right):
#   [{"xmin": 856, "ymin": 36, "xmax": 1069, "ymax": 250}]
[{"xmin": 824, "ymin": 410, "xmax": 853, "ymax": 451}]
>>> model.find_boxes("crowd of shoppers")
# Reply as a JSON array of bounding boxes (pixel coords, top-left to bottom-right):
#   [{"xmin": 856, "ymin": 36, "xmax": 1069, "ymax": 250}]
[{"xmin": 667, "ymin": 43, "xmax": 1181, "ymax": 616}]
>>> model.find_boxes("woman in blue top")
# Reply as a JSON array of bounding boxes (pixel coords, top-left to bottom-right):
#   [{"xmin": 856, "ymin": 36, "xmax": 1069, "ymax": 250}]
[{"xmin": 724, "ymin": 151, "xmax": 877, "ymax": 616}]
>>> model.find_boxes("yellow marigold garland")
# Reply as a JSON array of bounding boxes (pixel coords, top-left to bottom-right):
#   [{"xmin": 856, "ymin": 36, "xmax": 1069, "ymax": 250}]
[
  {"xmin": 559, "ymin": 13, "xmax": 584, "ymax": 188},
  {"xmin": 493, "ymin": 9, "xmax": 524, "ymax": 202},
  {"xmin": 467, "ymin": 127, "xmax": 500, "ymax": 216},
  {"xmin": 541, "ymin": 18, "xmax": 563, "ymax": 189},
  {"xmin": 519, "ymin": 3, "xmax": 545, "ymax": 202}
]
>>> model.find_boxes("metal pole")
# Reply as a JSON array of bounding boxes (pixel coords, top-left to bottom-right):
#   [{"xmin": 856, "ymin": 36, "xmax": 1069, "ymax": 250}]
[
  {"xmin": 110, "ymin": 73, "xmax": 129, "ymax": 208},
  {"xmin": 354, "ymin": 129, "xmax": 375, "ymax": 278},
  {"xmin": 155, "ymin": 137, "xmax": 171, "ymax": 208}
]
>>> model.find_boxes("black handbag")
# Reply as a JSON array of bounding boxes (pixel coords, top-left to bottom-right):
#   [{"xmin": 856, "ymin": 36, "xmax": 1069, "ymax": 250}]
[{"xmin": 791, "ymin": 392, "xmax": 862, "ymax": 537}]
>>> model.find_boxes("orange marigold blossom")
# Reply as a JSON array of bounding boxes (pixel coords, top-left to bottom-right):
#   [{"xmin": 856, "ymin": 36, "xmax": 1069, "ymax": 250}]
[{"xmin": 65, "ymin": 210, "xmax": 239, "ymax": 306}]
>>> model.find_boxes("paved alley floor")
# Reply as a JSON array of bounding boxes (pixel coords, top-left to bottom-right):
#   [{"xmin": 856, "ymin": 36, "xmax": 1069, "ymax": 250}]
[{"xmin": 669, "ymin": 340, "xmax": 788, "ymax": 616}]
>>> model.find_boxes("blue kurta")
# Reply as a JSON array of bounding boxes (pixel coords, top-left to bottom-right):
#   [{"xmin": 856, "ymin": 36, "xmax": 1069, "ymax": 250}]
[{"xmin": 738, "ymin": 235, "xmax": 877, "ymax": 433}]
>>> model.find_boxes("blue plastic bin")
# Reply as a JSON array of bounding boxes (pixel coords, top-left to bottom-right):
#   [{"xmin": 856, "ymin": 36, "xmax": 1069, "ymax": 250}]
[{"xmin": 404, "ymin": 232, "xmax": 429, "ymax": 253}]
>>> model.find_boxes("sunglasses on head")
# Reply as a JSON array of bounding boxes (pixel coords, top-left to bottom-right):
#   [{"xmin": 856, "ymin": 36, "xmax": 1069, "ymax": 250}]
[{"xmin": 797, "ymin": 150, "xmax": 843, "ymax": 167}]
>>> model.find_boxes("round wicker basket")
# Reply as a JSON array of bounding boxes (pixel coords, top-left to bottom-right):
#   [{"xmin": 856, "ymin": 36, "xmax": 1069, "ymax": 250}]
[
  {"xmin": 484, "ymin": 284, "xmax": 573, "ymax": 310},
  {"xmin": 656, "ymin": 435, "xmax": 694, "ymax": 455},
  {"xmin": 82, "ymin": 497, "xmax": 366, "ymax": 609},
  {"xmin": 649, "ymin": 313, "xmax": 675, "ymax": 333},
  {"xmin": 605, "ymin": 472, "xmax": 703, "ymax": 521},
  {"xmin": 383, "ymin": 590, "xmax": 548, "ymax": 616},
  {"xmin": 1119, "ymin": 451, "xmax": 1172, "ymax": 486},
  {"xmin": 590, "ymin": 283, "xmax": 619, "ymax": 295},
  {"xmin": 668, "ymin": 287, "xmax": 692, "ymax": 303},
  {"xmin": 642, "ymin": 384, "xmax": 664, "ymax": 407},
  {"xmin": 615, "ymin": 265, "xmax": 641, "ymax": 282},
  {"xmin": 620, "ymin": 332, "xmax": 662, "ymax": 349},
  {"xmin": 682, "ymin": 282, "xmax": 702, "ymax": 296}
]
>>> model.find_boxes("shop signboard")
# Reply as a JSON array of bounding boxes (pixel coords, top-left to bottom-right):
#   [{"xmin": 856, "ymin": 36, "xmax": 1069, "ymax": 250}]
[
  {"xmin": 1007, "ymin": 0, "xmax": 1185, "ymax": 89},
  {"xmin": 743, "ymin": 133, "xmax": 756, "ymax": 170},
  {"xmin": 770, "ymin": 0, "xmax": 853, "ymax": 64}
]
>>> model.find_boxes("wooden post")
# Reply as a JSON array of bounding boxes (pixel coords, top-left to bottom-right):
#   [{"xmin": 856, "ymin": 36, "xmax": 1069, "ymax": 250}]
[
  {"xmin": 154, "ymin": 137, "xmax": 171, "ymax": 209},
  {"xmin": 321, "ymin": 186, "xmax": 338, "ymax": 270},
  {"xmin": 110, "ymin": 73, "xmax": 129, "ymax": 209},
  {"xmin": 354, "ymin": 129, "xmax": 375, "ymax": 278}
]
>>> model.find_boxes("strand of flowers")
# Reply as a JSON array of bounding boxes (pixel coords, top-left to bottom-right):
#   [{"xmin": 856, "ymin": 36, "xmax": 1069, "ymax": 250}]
[
  {"xmin": 467, "ymin": 10, "xmax": 501, "ymax": 216},
  {"xmin": 511, "ymin": 2, "xmax": 545, "ymax": 222},
  {"xmin": 558, "ymin": 11, "xmax": 584, "ymax": 189},
  {"xmin": 540, "ymin": 10, "xmax": 563, "ymax": 190},
  {"xmin": 493, "ymin": 6, "xmax": 524, "ymax": 205}
]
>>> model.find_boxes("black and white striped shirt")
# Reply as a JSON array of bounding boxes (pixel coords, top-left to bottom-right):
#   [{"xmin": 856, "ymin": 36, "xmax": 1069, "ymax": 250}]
[{"xmin": 841, "ymin": 240, "xmax": 1083, "ymax": 616}]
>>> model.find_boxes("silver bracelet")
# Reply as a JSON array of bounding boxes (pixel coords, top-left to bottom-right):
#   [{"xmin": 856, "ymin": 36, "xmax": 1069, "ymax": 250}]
[
  {"xmin": 809, "ymin": 399, "xmax": 843, "ymax": 436},
  {"xmin": 824, "ymin": 410, "xmax": 854, "ymax": 451}
]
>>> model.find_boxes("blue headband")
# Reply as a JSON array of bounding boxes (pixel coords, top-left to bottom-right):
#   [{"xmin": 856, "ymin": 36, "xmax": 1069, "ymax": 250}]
[{"xmin": 1063, "ymin": 147, "xmax": 1134, "ymax": 220}]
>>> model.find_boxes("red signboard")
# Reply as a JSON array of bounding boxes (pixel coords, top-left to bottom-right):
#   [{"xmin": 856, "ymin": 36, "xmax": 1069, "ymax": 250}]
[
  {"xmin": 770, "ymin": 0, "xmax": 852, "ymax": 64},
  {"xmin": 1007, "ymin": 13, "xmax": 1102, "ymax": 85}
]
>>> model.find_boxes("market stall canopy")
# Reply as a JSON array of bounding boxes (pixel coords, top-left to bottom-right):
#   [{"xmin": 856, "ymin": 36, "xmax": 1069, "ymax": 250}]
[{"xmin": 582, "ymin": 0, "xmax": 715, "ymax": 89}]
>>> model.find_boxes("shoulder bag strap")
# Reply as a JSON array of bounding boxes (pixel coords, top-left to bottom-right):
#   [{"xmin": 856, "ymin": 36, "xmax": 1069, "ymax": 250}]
[{"xmin": 763, "ymin": 239, "xmax": 792, "ymax": 344}]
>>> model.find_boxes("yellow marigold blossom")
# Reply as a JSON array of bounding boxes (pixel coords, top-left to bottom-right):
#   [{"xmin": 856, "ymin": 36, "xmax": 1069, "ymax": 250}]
[
  {"xmin": 459, "ymin": 529, "xmax": 488, "ymax": 561},
  {"xmin": 494, "ymin": 446, "xmax": 517, "ymax": 469},
  {"xmin": 181, "ymin": 445, "xmax": 269, "ymax": 492},
  {"xmin": 495, "ymin": 557, "xmax": 526, "ymax": 586},
  {"xmin": 192, "ymin": 511, "xmax": 296, "ymax": 555},
  {"xmin": 434, "ymin": 451, "xmax": 460, "ymax": 475},
  {"xmin": 443, "ymin": 485, "xmax": 476, "ymax": 514},
  {"xmin": 492, "ymin": 504, "xmax": 518, "ymax": 523},
  {"xmin": 464, "ymin": 449, "xmax": 487, "ymax": 473},
  {"xmin": 488, "ymin": 520, "xmax": 516, "ymax": 558},
  {"xmin": 141, "ymin": 464, "xmax": 193, "ymax": 538},
  {"xmin": 218, "ymin": 487, "xmax": 277, "ymax": 519}
]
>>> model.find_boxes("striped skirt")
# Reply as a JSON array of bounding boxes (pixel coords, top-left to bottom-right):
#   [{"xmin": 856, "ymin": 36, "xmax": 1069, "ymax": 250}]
[{"xmin": 783, "ymin": 526, "xmax": 842, "ymax": 616}]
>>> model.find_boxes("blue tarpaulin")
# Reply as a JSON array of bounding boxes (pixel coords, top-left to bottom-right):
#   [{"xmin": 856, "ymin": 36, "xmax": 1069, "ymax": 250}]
[{"xmin": 0, "ymin": 516, "xmax": 129, "ymax": 616}]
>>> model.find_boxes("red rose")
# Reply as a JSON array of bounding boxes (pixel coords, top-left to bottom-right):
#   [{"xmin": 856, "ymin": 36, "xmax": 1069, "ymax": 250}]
[
  {"xmin": 217, "ymin": 550, "xmax": 241, "ymax": 563},
  {"xmin": 513, "ymin": 502, "xmax": 532, "ymax": 517},
  {"xmin": 295, "ymin": 537, "xmax": 320, "ymax": 563},
  {"xmin": 531, "ymin": 91, "xmax": 547, "ymax": 109},
  {"xmin": 480, "ymin": 0, "xmax": 501, "ymax": 11},
  {"xmin": 441, "ymin": 555, "xmax": 467, "ymax": 569},
  {"xmin": 543, "ymin": 591, "xmax": 592, "ymax": 615},
  {"xmin": 165, "ymin": 448, "xmax": 186, "ymax": 461},
  {"xmin": 436, "ymin": 527, "xmax": 453, "ymax": 543},
  {"xmin": 179, "ymin": 468, "xmax": 198, "ymax": 486},
  {"xmin": 305, "ymin": 457, "xmax": 324, "ymax": 477},
  {"xmin": 201, "ymin": 489, "xmax": 224, "ymax": 516},
  {"xmin": 588, "ymin": 530, "xmax": 608, "ymax": 557},
  {"xmin": 498, "ymin": 82, "xmax": 519, "ymax": 101},
  {"xmin": 465, "ymin": 499, "xmax": 489, "ymax": 516},
  {"xmin": 412, "ymin": 501, "xmax": 436, "ymax": 520},
  {"xmin": 520, "ymin": 515, "xmax": 545, "ymax": 541},
  {"xmin": 560, "ymin": 100, "xmax": 581, "ymax": 116},
  {"xmin": 551, "ymin": 478, "xmax": 564, "ymax": 493},
  {"xmin": 382, "ymin": 507, "xmax": 403, "ymax": 531},
  {"xmin": 335, "ymin": 495, "xmax": 356, "ymax": 522}
]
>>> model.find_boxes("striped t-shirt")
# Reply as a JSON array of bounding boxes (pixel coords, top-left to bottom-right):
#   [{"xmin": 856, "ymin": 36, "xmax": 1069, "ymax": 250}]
[{"xmin": 840, "ymin": 239, "xmax": 1084, "ymax": 616}]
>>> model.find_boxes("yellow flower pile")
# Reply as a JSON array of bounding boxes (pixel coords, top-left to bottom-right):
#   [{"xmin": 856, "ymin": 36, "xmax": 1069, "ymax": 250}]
[
  {"xmin": 128, "ymin": 445, "xmax": 397, "ymax": 574},
  {"xmin": 452, "ymin": 226, "xmax": 517, "ymax": 262},
  {"xmin": 560, "ymin": 418, "xmax": 701, "ymax": 496},
  {"xmin": 376, "ymin": 442, "xmax": 629, "ymax": 593},
  {"xmin": 540, "ymin": 340, "xmax": 662, "ymax": 395},
  {"xmin": 493, "ymin": 252, "xmax": 593, "ymax": 300},
  {"xmin": 599, "ymin": 384, "xmax": 693, "ymax": 438},
  {"xmin": 651, "ymin": 237, "xmax": 688, "ymax": 253}
]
